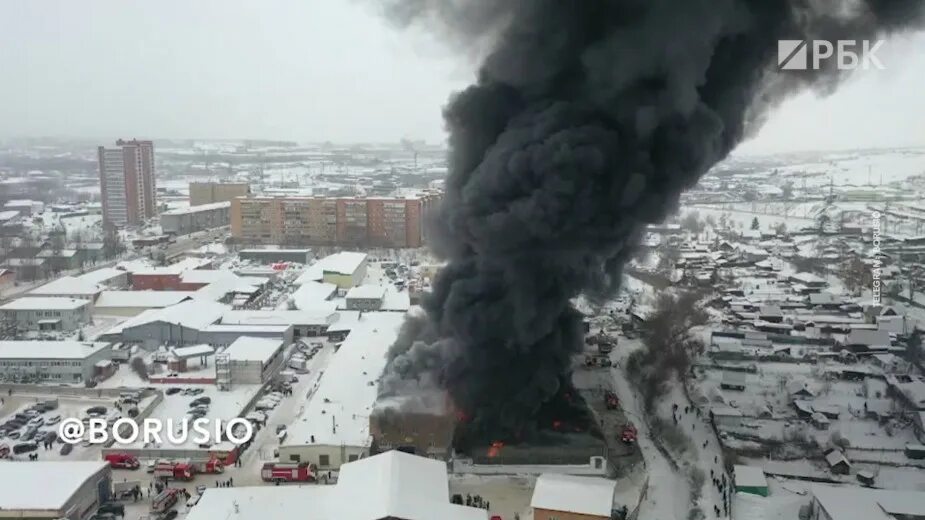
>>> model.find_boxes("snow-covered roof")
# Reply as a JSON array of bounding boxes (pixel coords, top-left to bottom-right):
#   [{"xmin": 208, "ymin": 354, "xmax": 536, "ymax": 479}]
[
  {"xmin": 530, "ymin": 473, "xmax": 616, "ymax": 516},
  {"xmin": 76, "ymin": 267, "xmax": 127, "ymax": 286},
  {"xmin": 95, "ymin": 290, "xmax": 196, "ymax": 309},
  {"xmin": 120, "ymin": 299, "xmax": 226, "ymax": 331},
  {"xmin": 824, "ymin": 450, "xmax": 850, "ymax": 467},
  {"xmin": 27, "ymin": 276, "xmax": 102, "ymax": 297},
  {"xmin": 847, "ymin": 329, "xmax": 891, "ymax": 347},
  {"xmin": 0, "ymin": 297, "xmax": 89, "ymax": 311},
  {"xmin": 790, "ymin": 271, "xmax": 826, "ymax": 284},
  {"xmin": 287, "ymin": 281, "xmax": 337, "ymax": 309},
  {"xmin": 185, "ymin": 451, "xmax": 486, "ymax": 520},
  {"xmin": 0, "ymin": 461, "xmax": 109, "ymax": 511},
  {"xmin": 811, "ymin": 484, "xmax": 925, "ymax": 520},
  {"xmin": 710, "ymin": 406, "xmax": 743, "ymax": 417},
  {"xmin": 0, "ymin": 341, "xmax": 109, "ymax": 360},
  {"xmin": 161, "ymin": 201, "xmax": 230, "ymax": 215},
  {"xmin": 222, "ymin": 308, "xmax": 337, "ymax": 327},
  {"xmin": 284, "ymin": 312, "xmax": 404, "ymax": 448},
  {"xmin": 733, "ymin": 465, "xmax": 768, "ymax": 489},
  {"xmin": 36, "ymin": 249, "xmax": 78, "ymax": 258},
  {"xmin": 128, "ymin": 257, "xmax": 212, "ymax": 275},
  {"xmin": 345, "ymin": 284, "xmax": 386, "ymax": 300},
  {"xmin": 222, "ymin": 336, "xmax": 283, "ymax": 364},
  {"xmin": 319, "ymin": 251, "xmax": 368, "ymax": 276}
]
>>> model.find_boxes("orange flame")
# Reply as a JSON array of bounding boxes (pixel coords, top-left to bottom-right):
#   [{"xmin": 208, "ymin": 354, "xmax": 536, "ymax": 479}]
[{"xmin": 487, "ymin": 441, "xmax": 505, "ymax": 458}]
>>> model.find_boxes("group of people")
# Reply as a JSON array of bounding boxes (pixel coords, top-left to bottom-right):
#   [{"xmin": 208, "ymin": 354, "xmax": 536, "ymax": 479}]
[
  {"xmin": 465, "ymin": 494, "xmax": 490, "ymax": 510},
  {"xmin": 217, "ymin": 477, "xmax": 234, "ymax": 487},
  {"xmin": 710, "ymin": 470, "xmax": 731, "ymax": 518}
]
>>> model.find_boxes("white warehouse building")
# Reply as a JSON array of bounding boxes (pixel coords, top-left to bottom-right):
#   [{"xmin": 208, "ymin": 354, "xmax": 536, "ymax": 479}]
[
  {"xmin": 0, "ymin": 297, "xmax": 92, "ymax": 332},
  {"xmin": 0, "ymin": 340, "xmax": 112, "ymax": 384},
  {"xmin": 221, "ymin": 336, "xmax": 285, "ymax": 384}
]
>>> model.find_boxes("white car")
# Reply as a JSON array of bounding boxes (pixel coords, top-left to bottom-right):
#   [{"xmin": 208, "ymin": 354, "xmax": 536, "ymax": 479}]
[
  {"xmin": 27, "ymin": 417, "xmax": 44, "ymax": 427},
  {"xmin": 45, "ymin": 414, "xmax": 61, "ymax": 425}
]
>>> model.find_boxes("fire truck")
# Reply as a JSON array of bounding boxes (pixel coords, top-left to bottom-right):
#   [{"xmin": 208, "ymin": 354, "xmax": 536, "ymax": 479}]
[
  {"xmin": 261, "ymin": 462, "xmax": 316, "ymax": 483},
  {"xmin": 104, "ymin": 452, "xmax": 140, "ymax": 469},
  {"xmin": 154, "ymin": 460, "xmax": 197, "ymax": 481},
  {"xmin": 151, "ymin": 488, "xmax": 181, "ymax": 513},
  {"xmin": 621, "ymin": 424, "xmax": 638, "ymax": 444},
  {"xmin": 604, "ymin": 391, "xmax": 620, "ymax": 410},
  {"xmin": 193, "ymin": 458, "xmax": 225, "ymax": 474}
]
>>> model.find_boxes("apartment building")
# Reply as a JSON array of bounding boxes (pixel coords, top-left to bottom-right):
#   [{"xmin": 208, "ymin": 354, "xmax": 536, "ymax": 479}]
[
  {"xmin": 98, "ymin": 139, "xmax": 157, "ymax": 228},
  {"xmin": 231, "ymin": 193, "xmax": 439, "ymax": 248},
  {"xmin": 189, "ymin": 182, "xmax": 251, "ymax": 206}
]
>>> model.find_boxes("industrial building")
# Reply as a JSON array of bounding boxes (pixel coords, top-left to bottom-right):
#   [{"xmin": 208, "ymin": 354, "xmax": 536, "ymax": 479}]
[
  {"xmin": 185, "ymin": 450, "xmax": 487, "ymax": 520},
  {"xmin": 160, "ymin": 201, "xmax": 231, "ymax": 235},
  {"xmin": 301, "ymin": 251, "xmax": 368, "ymax": 289},
  {"xmin": 280, "ymin": 312, "xmax": 404, "ymax": 470},
  {"xmin": 221, "ymin": 336, "xmax": 285, "ymax": 384},
  {"xmin": 230, "ymin": 192, "xmax": 440, "ymax": 248},
  {"xmin": 239, "ymin": 248, "xmax": 312, "ymax": 264},
  {"xmin": 98, "ymin": 139, "xmax": 157, "ymax": 228},
  {"xmin": 0, "ymin": 341, "xmax": 112, "ymax": 384},
  {"xmin": 190, "ymin": 181, "xmax": 250, "ymax": 206},
  {"xmin": 26, "ymin": 276, "xmax": 104, "ymax": 300},
  {"xmin": 0, "ymin": 297, "xmax": 92, "ymax": 332},
  {"xmin": 808, "ymin": 484, "xmax": 925, "ymax": 520},
  {"xmin": 0, "ymin": 461, "xmax": 112, "ymax": 520},
  {"xmin": 345, "ymin": 285, "xmax": 386, "ymax": 311},
  {"xmin": 93, "ymin": 290, "xmax": 196, "ymax": 317}
]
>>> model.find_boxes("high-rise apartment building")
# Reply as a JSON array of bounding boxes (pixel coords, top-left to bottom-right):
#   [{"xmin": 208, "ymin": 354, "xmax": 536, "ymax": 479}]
[
  {"xmin": 189, "ymin": 182, "xmax": 251, "ymax": 206},
  {"xmin": 98, "ymin": 139, "xmax": 157, "ymax": 228},
  {"xmin": 230, "ymin": 193, "xmax": 440, "ymax": 248}
]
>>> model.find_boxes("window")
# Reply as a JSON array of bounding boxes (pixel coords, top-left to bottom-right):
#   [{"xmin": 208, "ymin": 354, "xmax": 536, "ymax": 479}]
[
  {"xmin": 348, "ymin": 454, "xmax": 358, "ymax": 462},
  {"xmin": 289, "ymin": 454, "xmax": 301, "ymax": 462},
  {"xmin": 318, "ymin": 454, "xmax": 330, "ymax": 466}
]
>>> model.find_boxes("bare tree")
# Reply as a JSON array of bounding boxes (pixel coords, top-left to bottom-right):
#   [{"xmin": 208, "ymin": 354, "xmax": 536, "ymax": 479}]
[{"xmin": 130, "ymin": 357, "xmax": 149, "ymax": 381}]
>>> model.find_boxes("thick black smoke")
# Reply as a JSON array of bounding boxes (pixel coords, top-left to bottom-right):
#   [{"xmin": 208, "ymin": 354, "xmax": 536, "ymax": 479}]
[{"xmin": 379, "ymin": 0, "xmax": 925, "ymax": 443}]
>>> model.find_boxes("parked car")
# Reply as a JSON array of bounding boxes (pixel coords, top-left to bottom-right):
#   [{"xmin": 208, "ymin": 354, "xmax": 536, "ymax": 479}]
[
  {"xmin": 86, "ymin": 406, "xmax": 107, "ymax": 416},
  {"xmin": 45, "ymin": 414, "xmax": 61, "ymax": 425},
  {"xmin": 59, "ymin": 443, "xmax": 73, "ymax": 456},
  {"xmin": 7, "ymin": 431, "xmax": 20, "ymax": 440},
  {"xmin": 165, "ymin": 387, "xmax": 182, "ymax": 395},
  {"xmin": 163, "ymin": 510, "xmax": 178, "ymax": 520},
  {"xmin": 27, "ymin": 417, "xmax": 44, "ymax": 428},
  {"xmin": 13, "ymin": 442, "xmax": 37, "ymax": 454}
]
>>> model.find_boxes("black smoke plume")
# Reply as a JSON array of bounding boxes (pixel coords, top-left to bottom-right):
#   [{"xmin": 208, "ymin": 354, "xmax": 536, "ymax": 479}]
[{"xmin": 378, "ymin": 0, "xmax": 925, "ymax": 444}]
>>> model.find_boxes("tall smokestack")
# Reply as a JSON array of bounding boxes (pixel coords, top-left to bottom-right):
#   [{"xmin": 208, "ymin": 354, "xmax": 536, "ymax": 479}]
[{"xmin": 379, "ymin": 0, "xmax": 925, "ymax": 443}]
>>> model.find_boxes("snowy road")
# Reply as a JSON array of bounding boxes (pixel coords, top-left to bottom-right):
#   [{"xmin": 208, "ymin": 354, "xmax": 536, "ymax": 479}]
[{"xmin": 609, "ymin": 340, "xmax": 693, "ymax": 520}]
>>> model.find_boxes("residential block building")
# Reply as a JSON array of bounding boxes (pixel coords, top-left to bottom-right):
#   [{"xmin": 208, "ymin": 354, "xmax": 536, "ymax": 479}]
[
  {"xmin": 230, "ymin": 193, "xmax": 440, "ymax": 248},
  {"xmin": 98, "ymin": 139, "xmax": 157, "ymax": 228}
]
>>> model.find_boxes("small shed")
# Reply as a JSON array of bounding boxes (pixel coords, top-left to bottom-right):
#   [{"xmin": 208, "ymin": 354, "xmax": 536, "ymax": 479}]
[
  {"xmin": 787, "ymin": 380, "xmax": 815, "ymax": 399},
  {"xmin": 811, "ymin": 412, "xmax": 831, "ymax": 430},
  {"xmin": 824, "ymin": 449, "xmax": 851, "ymax": 475},
  {"xmin": 733, "ymin": 465, "xmax": 769, "ymax": 497}
]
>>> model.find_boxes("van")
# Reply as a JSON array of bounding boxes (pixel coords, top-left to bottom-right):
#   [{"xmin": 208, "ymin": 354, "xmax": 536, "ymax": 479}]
[{"xmin": 13, "ymin": 442, "xmax": 37, "ymax": 454}]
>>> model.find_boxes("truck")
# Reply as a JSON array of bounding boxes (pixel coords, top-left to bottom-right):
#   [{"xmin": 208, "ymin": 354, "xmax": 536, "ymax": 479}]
[
  {"xmin": 151, "ymin": 488, "xmax": 181, "ymax": 513},
  {"xmin": 604, "ymin": 391, "xmax": 620, "ymax": 410},
  {"xmin": 620, "ymin": 424, "xmax": 638, "ymax": 444},
  {"xmin": 260, "ymin": 462, "xmax": 315, "ymax": 483},
  {"xmin": 154, "ymin": 460, "xmax": 196, "ymax": 481},
  {"xmin": 104, "ymin": 453, "xmax": 140, "ymax": 469},
  {"xmin": 192, "ymin": 458, "xmax": 224, "ymax": 474}
]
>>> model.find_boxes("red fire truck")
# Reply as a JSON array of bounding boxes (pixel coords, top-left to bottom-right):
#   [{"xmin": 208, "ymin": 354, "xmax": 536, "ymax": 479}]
[
  {"xmin": 154, "ymin": 460, "xmax": 196, "ymax": 481},
  {"xmin": 104, "ymin": 452, "xmax": 140, "ymax": 469},
  {"xmin": 260, "ymin": 462, "xmax": 316, "ymax": 483},
  {"xmin": 193, "ymin": 458, "xmax": 224, "ymax": 474}
]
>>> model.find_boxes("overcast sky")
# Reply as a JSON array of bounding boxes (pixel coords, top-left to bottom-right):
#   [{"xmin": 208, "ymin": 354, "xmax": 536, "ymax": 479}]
[{"xmin": 1, "ymin": 0, "xmax": 923, "ymax": 154}]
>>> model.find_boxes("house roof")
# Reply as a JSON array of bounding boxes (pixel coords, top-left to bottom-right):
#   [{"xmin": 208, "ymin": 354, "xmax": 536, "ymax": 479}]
[
  {"xmin": 847, "ymin": 329, "xmax": 891, "ymax": 347},
  {"xmin": 222, "ymin": 336, "xmax": 282, "ymax": 364},
  {"xmin": 0, "ymin": 297, "xmax": 89, "ymax": 311},
  {"xmin": 27, "ymin": 276, "xmax": 102, "ymax": 297},
  {"xmin": 530, "ymin": 473, "xmax": 616, "ymax": 516},
  {"xmin": 733, "ymin": 465, "xmax": 768, "ymax": 489},
  {"xmin": 95, "ymin": 291, "xmax": 196, "ymax": 309},
  {"xmin": 811, "ymin": 484, "xmax": 925, "ymax": 520},
  {"xmin": 119, "ymin": 299, "xmax": 227, "ymax": 331},
  {"xmin": 0, "ymin": 461, "xmax": 109, "ymax": 511},
  {"xmin": 345, "ymin": 284, "xmax": 386, "ymax": 300},
  {"xmin": 185, "ymin": 451, "xmax": 486, "ymax": 520},
  {"xmin": 0, "ymin": 341, "xmax": 108, "ymax": 360}
]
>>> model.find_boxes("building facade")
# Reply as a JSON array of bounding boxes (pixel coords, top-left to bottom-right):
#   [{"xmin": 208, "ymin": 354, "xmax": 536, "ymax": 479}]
[
  {"xmin": 189, "ymin": 182, "xmax": 251, "ymax": 206},
  {"xmin": 161, "ymin": 201, "xmax": 231, "ymax": 235},
  {"xmin": 230, "ymin": 193, "xmax": 440, "ymax": 248},
  {"xmin": 0, "ymin": 341, "xmax": 112, "ymax": 383},
  {"xmin": 0, "ymin": 297, "xmax": 92, "ymax": 332},
  {"xmin": 98, "ymin": 139, "xmax": 157, "ymax": 228},
  {"xmin": 0, "ymin": 461, "xmax": 113, "ymax": 520}
]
